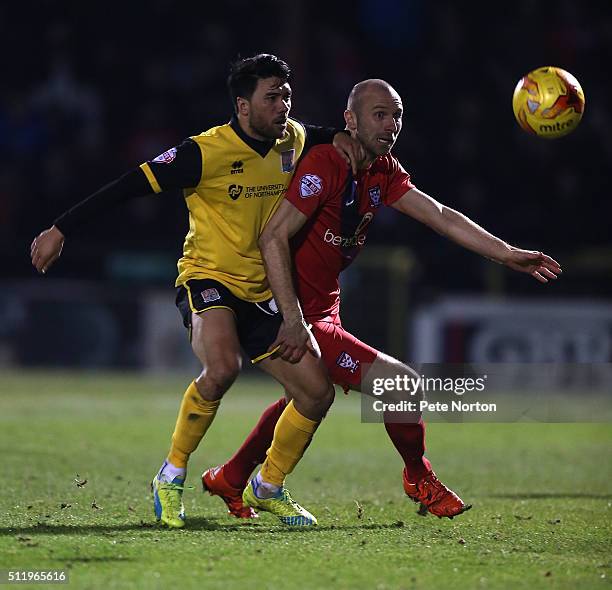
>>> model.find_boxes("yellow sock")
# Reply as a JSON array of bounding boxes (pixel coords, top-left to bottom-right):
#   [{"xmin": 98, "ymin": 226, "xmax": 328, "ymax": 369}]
[
  {"xmin": 167, "ymin": 382, "xmax": 220, "ymax": 468},
  {"xmin": 260, "ymin": 400, "xmax": 319, "ymax": 486}
]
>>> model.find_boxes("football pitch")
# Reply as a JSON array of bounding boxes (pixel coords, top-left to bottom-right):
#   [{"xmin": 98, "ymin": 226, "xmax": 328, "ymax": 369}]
[{"xmin": 1, "ymin": 371, "xmax": 610, "ymax": 589}]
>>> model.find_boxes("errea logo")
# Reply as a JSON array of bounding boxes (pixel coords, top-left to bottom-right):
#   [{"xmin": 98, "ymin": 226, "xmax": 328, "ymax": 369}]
[{"xmin": 231, "ymin": 161, "xmax": 244, "ymax": 174}]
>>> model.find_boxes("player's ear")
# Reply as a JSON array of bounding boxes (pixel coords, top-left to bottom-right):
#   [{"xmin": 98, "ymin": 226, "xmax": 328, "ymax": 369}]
[
  {"xmin": 237, "ymin": 97, "xmax": 249, "ymax": 117},
  {"xmin": 344, "ymin": 109, "xmax": 357, "ymax": 131}
]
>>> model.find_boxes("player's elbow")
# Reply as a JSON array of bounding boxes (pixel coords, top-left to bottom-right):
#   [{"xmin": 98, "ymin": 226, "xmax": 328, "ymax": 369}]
[
  {"xmin": 259, "ymin": 224, "xmax": 289, "ymax": 254},
  {"xmin": 258, "ymin": 226, "xmax": 275, "ymax": 252}
]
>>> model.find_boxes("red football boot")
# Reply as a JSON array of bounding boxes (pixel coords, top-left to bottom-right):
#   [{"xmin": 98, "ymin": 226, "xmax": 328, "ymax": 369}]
[
  {"xmin": 403, "ymin": 469, "xmax": 471, "ymax": 519},
  {"xmin": 202, "ymin": 466, "xmax": 258, "ymax": 519}
]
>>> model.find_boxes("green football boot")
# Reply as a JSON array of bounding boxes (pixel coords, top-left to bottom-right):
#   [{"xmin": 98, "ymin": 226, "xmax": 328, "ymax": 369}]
[
  {"xmin": 152, "ymin": 470, "xmax": 186, "ymax": 528},
  {"xmin": 242, "ymin": 479, "xmax": 317, "ymax": 526}
]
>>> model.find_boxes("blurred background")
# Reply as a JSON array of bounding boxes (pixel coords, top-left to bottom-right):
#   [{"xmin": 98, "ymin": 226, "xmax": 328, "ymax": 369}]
[{"xmin": 1, "ymin": 0, "xmax": 611, "ymax": 372}]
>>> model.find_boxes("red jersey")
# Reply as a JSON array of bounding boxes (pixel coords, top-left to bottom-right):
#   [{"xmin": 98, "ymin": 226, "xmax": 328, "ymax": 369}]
[{"xmin": 285, "ymin": 144, "xmax": 415, "ymax": 320}]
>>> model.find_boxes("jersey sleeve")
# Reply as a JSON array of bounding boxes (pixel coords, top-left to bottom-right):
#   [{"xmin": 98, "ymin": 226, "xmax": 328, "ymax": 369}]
[
  {"xmin": 285, "ymin": 147, "xmax": 343, "ymax": 218},
  {"xmin": 139, "ymin": 138, "xmax": 202, "ymax": 193},
  {"xmin": 53, "ymin": 168, "xmax": 153, "ymax": 237},
  {"xmin": 302, "ymin": 124, "xmax": 344, "ymax": 152},
  {"xmin": 384, "ymin": 157, "xmax": 415, "ymax": 206}
]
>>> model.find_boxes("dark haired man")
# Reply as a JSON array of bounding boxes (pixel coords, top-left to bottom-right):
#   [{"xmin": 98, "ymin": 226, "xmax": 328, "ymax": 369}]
[
  {"xmin": 202, "ymin": 79, "xmax": 562, "ymax": 520},
  {"xmin": 31, "ymin": 54, "xmax": 362, "ymax": 528}
]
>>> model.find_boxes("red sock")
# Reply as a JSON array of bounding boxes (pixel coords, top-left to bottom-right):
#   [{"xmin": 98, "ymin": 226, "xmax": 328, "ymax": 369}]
[
  {"xmin": 223, "ymin": 397, "xmax": 288, "ymax": 489},
  {"xmin": 384, "ymin": 418, "xmax": 432, "ymax": 482}
]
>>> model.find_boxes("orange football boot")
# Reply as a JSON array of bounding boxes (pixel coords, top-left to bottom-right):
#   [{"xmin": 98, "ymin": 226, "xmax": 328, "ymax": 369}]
[
  {"xmin": 202, "ymin": 466, "xmax": 258, "ymax": 519},
  {"xmin": 403, "ymin": 469, "xmax": 471, "ymax": 519}
]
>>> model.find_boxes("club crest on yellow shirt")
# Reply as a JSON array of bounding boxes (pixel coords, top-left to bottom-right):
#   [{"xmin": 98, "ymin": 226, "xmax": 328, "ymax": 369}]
[{"xmin": 281, "ymin": 149, "xmax": 295, "ymax": 173}]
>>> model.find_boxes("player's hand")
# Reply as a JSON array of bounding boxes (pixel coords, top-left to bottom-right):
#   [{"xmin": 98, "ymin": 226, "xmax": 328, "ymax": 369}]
[
  {"xmin": 269, "ymin": 319, "xmax": 319, "ymax": 363},
  {"xmin": 503, "ymin": 247, "xmax": 562, "ymax": 283},
  {"xmin": 30, "ymin": 225, "xmax": 65, "ymax": 274},
  {"xmin": 332, "ymin": 132, "xmax": 365, "ymax": 176}
]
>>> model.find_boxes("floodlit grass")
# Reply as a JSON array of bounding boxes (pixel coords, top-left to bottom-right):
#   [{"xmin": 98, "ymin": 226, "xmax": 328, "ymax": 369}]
[{"xmin": 1, "ymin": 371, "xmax": 610, "ymax": 589}]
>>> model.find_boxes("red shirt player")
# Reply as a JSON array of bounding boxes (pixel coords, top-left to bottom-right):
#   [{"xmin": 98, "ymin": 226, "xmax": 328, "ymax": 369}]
[
  {"xmin": 287, "ymin": 144, "xmax": 412, "ymax": 384},
  {"xmin": 203, "ymin": 79, "xmax": 562, "ymax": 520}
]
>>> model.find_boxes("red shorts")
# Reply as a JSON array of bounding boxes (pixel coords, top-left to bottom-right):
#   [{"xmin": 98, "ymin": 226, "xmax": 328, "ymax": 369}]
[{"xmin": 310, "ymin": 317, "xmax": 379, "ymax": 392}]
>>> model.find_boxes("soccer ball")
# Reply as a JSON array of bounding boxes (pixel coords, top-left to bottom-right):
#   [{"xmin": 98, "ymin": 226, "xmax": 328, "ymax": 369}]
[{"xmin": 512, "ymin": 66, "xmax": 585, "ymax": 139}]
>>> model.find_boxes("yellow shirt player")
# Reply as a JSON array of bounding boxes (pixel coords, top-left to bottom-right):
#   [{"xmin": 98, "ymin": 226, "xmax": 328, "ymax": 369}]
[
  {"xmin": 140, "ymin": 115, "xmax": 306, "ymax": 302},
  {"xmin": 31, "ymin": 54, "xmax": 361, "ymax": 529}
]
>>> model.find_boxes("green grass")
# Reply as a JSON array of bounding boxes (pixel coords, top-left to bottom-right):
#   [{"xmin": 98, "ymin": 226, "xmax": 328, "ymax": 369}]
[{"xmin": 0, "ymin": 371, "xmax": 611, "ymax": 589}]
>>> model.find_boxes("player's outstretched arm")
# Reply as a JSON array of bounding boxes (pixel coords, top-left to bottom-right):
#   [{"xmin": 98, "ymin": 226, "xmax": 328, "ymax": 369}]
[
  {"xmin": 259, "ymin": 200, "xmax": 317, "ymax": 363},
  {"xmin": 391, "ymin": 188, "xmax": 562, "ymax": 283},
  {"xmin": 30, "ymin": 139, "xmax": 202, "ymax": 276},
  {"xmin": 30, "ymin": 167, "xmax": 155, "ymax": 275}
]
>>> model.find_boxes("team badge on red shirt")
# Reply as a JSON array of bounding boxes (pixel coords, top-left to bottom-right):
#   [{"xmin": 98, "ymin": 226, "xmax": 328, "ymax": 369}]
[
  {"xmin": 368, "ymin": 185, "xmax": 382, "ymax": 208},
  {"xmin": 300, "ymin": 174, "xmax": 323, "ymax": 198},
  {"xmin": 152, "ymin": 147, "xmax": 177, "ymax": 164}
]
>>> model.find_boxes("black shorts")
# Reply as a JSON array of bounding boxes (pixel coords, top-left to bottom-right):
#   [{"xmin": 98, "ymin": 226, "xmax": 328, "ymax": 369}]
[{"xmin": 176, "ymin": 278, "xmax": 282, "ymax": 363}]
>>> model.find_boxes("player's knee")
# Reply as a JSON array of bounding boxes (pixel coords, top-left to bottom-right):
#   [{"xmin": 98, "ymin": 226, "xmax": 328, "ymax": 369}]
[
  {"xmin": 394, "ymin": 362, "xmax": 423, "ymax": 402},
  {"xmin": 290, "ymin": 376, "xmax": 334, "ymax": 413},
  {"xmin": 197, "ymin": 356, "xmax": 241, "ymax": 398},
  {"xmin": 308, "ymin": 380, "xmax": 335, "ymax": 413},
  {"xmin": 319, "ymin": 380, "xmax": 335, "ymax": 405},
  {"xmin": 323, "ymin": 383, "xmax": 335, "ymax": 414}
]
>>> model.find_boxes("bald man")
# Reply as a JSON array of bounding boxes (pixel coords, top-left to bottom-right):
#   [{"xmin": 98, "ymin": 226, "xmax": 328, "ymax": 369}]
[{"xmin": 202, "ymin": 79, "xmax": 562, "ymax": 520}]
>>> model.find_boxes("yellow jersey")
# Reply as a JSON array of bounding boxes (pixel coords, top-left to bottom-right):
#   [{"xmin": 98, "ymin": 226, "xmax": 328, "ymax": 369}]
[{"xmin": 140, "ymin": 117, "xmax": 306, "ymax": 301}]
